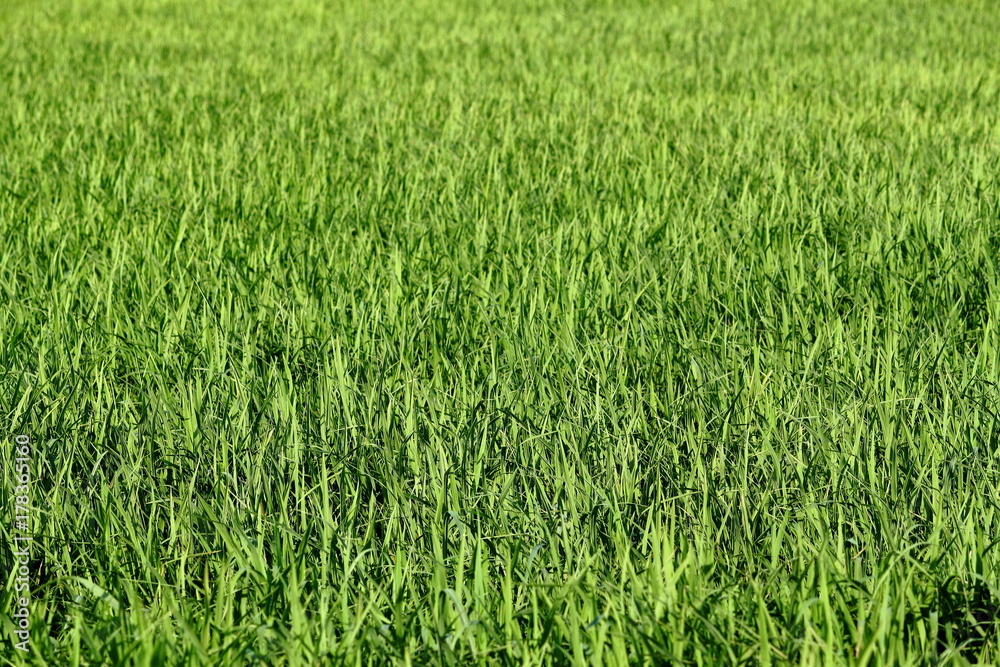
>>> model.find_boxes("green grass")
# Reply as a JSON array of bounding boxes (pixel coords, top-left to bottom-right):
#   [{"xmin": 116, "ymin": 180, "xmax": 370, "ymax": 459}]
[{"xmin": 2, "ymin": 0, "xmax": 1000, "ymax": 664}]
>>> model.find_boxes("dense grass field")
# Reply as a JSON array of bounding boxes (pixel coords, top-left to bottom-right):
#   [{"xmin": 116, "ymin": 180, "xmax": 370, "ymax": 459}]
[{"xmin": 2, "ymin": 0, "xmax": 1000, "ymax": 664}]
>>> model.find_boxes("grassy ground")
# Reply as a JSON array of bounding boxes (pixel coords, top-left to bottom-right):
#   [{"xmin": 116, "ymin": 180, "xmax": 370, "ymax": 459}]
[{"xmin": 2, "ymin": 0, "xmax": 1000, "ymax": 664}]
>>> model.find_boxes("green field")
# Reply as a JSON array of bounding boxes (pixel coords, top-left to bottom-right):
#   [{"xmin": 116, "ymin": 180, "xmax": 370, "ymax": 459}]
[{"xmin": 2, "ymin": 0, "xmax": 1000, "ymax": 664}]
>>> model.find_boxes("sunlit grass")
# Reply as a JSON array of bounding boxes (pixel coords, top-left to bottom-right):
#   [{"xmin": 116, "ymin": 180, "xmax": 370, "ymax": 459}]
[{"xmin": 2, "ymin": 0, "xmax": 1000, "ymax": 664}]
